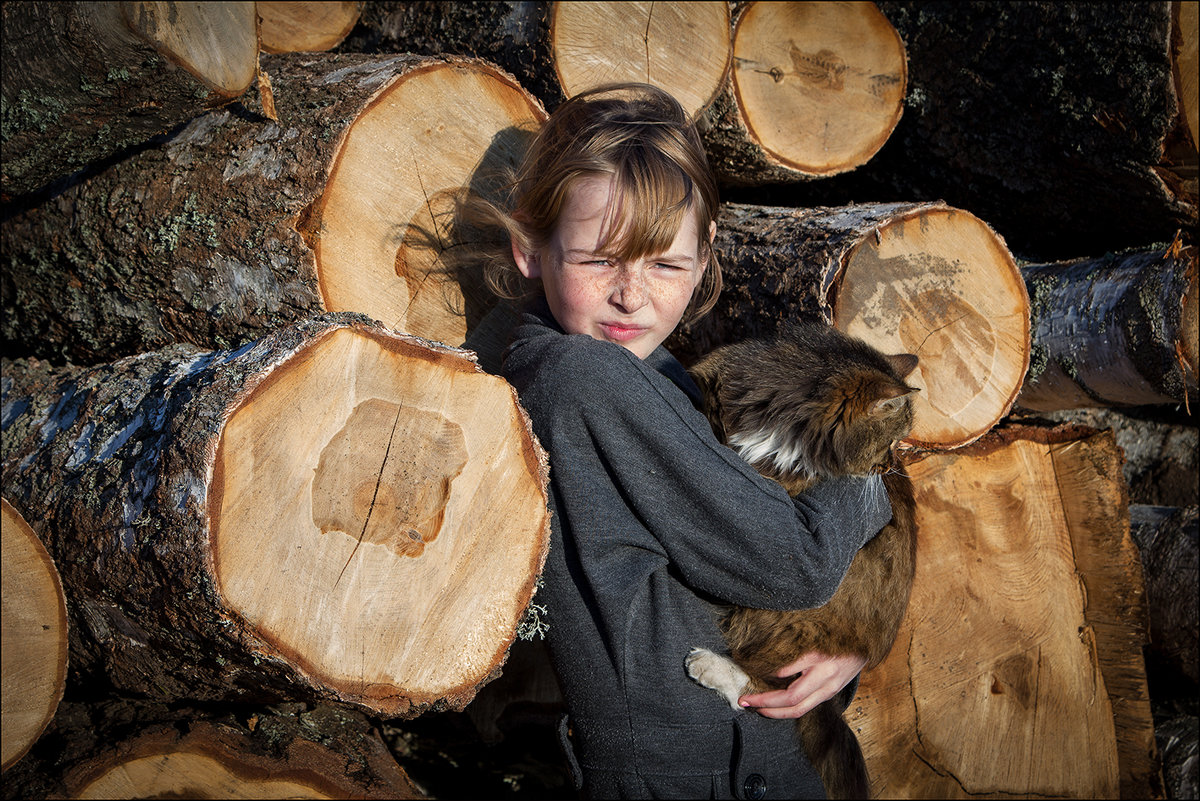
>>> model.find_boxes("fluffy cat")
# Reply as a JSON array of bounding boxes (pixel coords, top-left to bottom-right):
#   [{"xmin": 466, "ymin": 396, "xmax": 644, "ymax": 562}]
[{"xmin": 684, "ymin": 321, "xmax": 919, "ymax": 800}]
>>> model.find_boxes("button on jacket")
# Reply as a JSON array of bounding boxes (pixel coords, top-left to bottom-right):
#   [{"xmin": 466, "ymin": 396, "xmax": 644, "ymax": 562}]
[{"xmin": 503, "ymin": 307, "xmax": 893, "ymax": 799}]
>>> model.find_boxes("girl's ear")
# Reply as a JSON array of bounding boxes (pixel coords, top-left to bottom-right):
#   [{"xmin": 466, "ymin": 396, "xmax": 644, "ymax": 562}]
[
  {"xmin": 708, "ymin": 220, "xmax": 717, "ymax": 244},
  {"xmin": 511, "ymin": 236, "xmax": 541, "ymax": 279}
]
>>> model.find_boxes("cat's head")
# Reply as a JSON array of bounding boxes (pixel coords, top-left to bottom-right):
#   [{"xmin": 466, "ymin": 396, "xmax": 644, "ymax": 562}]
[{"xmin": 691, "ymin": 323, "xmax": 919, "ymax": 482}]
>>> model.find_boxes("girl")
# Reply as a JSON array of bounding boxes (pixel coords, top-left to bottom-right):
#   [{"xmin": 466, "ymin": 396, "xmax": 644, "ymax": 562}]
[{"xmin": 489, "ymin": 84, "xmax": 892, "ymax": 799}]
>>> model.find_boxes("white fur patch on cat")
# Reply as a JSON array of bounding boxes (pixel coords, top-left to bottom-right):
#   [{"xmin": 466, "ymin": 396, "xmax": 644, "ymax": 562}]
[
  {"xmin": 728, "ymin": 428, "xmax": 817, "ymax": 479},
  {"xmin": 685, "ymin": 647, "xmax": 751, "ymax": 711}
]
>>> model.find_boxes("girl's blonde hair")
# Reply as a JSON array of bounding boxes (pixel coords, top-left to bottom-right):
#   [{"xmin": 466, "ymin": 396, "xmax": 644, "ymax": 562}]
[{"xmin": 474, "ymin": 83, "xmax": 722, "ymax": 323}]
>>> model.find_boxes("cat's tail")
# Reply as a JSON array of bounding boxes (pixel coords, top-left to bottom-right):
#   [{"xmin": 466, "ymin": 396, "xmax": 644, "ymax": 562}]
[{"xmin": 796, "ymin": 698, "xmax": 870, "ymax": 800}]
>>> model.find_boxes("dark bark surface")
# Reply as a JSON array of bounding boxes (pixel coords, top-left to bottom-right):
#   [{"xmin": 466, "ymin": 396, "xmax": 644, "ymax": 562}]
[
  {"xmin": 1130, "ymin": 505, "xmax": 1199, "ymax": 688},
  {"xmin": 729, "ymin": 1, "xmax": 1195, "ymax": 261},
  {"xmin": 1151, "ymin": 707, "xmax": 1199, "ymax": 801},
  {"xmin": 2, "ymin": 53, "xmax": 437, "ymax": 366},
  {"xmin": 336, "ymin": 1, "xmax": 562, "ymax": 111},
  {"xmin": 1, "ymin": 2, "xmax": 255, "ymax": 198},
  {"xmin": 1018, "ymin": 247, "xmax": 1198, "ymax": 410}
]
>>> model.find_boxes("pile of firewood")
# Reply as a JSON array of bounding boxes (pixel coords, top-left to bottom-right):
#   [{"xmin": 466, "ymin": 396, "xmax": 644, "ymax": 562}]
[{"xmin": 2, "ymin": 2, "xmax": 1195, "ymax": 799}]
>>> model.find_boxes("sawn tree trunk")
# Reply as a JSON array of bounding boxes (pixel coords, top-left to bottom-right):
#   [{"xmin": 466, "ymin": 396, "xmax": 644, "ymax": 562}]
[{"xmin": 0, "ymin": 314, "xmax": 551, "ymax": 719}]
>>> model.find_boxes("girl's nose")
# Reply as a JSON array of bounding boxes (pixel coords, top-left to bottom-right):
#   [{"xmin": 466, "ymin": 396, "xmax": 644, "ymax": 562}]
[{"xmin": 611, "ymin": 265, "xmax": 648, "ymax": 312}]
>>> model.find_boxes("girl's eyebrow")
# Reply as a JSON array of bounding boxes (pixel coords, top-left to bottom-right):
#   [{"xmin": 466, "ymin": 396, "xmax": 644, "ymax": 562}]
[{"xmin": 563, "ymin": 248, "xmax": 695, "ymax": 264}]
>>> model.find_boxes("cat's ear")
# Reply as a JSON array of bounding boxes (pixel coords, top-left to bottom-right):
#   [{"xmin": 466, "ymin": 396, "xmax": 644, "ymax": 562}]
[
  {"xmin": 870, "ymin": 382, "xmax": 919, "ymax": 416},
  {"xmin": 885, "ymin": 353, "xmax": 919, "ymax": 379}
]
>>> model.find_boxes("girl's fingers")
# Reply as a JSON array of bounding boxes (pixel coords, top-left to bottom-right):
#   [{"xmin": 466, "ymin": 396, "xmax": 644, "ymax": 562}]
[{"xmin": 738, "ymin": 652, "xmax": 868, "ymax": 718}]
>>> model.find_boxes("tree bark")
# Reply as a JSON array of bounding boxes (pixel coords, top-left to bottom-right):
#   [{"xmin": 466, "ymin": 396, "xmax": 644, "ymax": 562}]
[
  {"xmin": 1, "ymin": 52, "xmax": 546, "ymax": 369},
  {"xmin": 1152, "ymin": 709, "xmax": 1199, "ymax": 801},
  {"xmin": 1129, "ymin": 504, "xmax": 1199, "ymax": 687},
  {"xmin": 699, "ymin": 0, "xmax": 907, "ymax": 185},
  {"xmin": 669, "ymin": 200, "xmax": 1030, "ymax": 450},
  {"xmin": 848, "ymin": 424, "xmax": 1162, "ymax": 799},
  {"xmin": 1017, "ymin": 244, "xmax": 1199, "ymax": 411},
  {"xmin": 335, "ymin": 1, "xmax": 732, "ymax": 120},
  {"xmin": 0, "ymin": 698, "xmax": 423, "ymax": 799},
  {"xmin": 0, "ymin": 314, "xmax": 551, "ymax": 719},
  {"xmin": 337, "ymin": 2, "xmax": 561, "ymax": 110},
  {"xmin": 0, "ymin": 1, "xmax": 259, "ymax": 198},
  {"xmin": 1, "ymin": 499, "xmax": 68, "ymax": 772},
  {"xmin": 258, "ymin": 1, "xmax": 362, "ymax": 54}
]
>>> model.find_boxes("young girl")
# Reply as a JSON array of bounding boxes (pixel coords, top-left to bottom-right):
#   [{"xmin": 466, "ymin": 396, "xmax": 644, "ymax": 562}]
[{"xmin": 489, "ymin": 84, "xmax": 893, "ymax": 799}]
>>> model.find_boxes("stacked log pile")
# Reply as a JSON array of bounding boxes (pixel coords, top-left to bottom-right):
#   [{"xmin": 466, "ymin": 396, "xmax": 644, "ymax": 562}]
[{"xmin": 2, "ymin": 1, "xmax": 1195, "ymax": 799}]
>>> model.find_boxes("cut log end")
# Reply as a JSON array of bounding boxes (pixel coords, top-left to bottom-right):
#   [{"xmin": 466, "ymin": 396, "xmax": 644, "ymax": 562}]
[
  {"xmin": 60, "ymin": 715, "xmax": 422, "ymax": 800},
  {"xmin": 1, "ymin": 498, "xmax": 68, "ymax": 772},
  {"xmin": 211, "ymin": 326, "xmax": 550, "ymax": 717},
  {"xmin": 550, "ymin": 1, "xmax": 731, "ymax": 119},
  {"xmin": 851, "ymin": 426, "xmax": 1155, "ymax": 798},
  {"xmin": 314, "ymin": 58, "xmax": 546, "ymax": 355},
  {"xmin": 733, "ymin": 0, "xmax": 907, "ymax": 176},
  {"xmin": 121, "ymin": 1, "xmax": 260, "ymax": 97},
  {"xmin": 257, "ymin": 1, "xmax": 362, "ymax": 54},
  {"xmin": 833, "ymin": 206, "xmax": 1030, "ymax": 449}
]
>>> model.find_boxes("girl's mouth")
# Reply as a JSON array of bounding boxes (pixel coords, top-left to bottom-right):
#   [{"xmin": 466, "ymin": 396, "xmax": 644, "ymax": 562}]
[{"xmin": 599, "ymin": 323, "xmax": 646, "ymax": 342}]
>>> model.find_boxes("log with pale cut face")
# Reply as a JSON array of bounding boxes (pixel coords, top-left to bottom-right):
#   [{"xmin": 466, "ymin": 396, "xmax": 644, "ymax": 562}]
[{"xmin": 0, "ymin": 316, "xmax": 551, "ymax": 720}]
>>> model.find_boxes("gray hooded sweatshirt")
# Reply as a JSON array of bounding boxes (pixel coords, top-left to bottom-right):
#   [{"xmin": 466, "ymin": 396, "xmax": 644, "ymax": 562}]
[{"xmin": 502, "ymin": 307, "xmax": 893, "ymax": 799}]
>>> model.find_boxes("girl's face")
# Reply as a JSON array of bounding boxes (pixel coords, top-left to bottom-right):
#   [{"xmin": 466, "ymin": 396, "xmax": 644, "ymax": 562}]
[{"xmin": 512, "ymin": 174, "xmax": 713, "ymax": 360}]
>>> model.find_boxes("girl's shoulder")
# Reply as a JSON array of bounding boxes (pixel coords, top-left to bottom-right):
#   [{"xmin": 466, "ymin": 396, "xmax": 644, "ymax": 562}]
[
  {"xmin": 504, "ymin": 314, "xmax": 702, "ymax": 425},
  {"xmin": 505, "ymin": 313, "xmax": 650, "ymax": 391}
]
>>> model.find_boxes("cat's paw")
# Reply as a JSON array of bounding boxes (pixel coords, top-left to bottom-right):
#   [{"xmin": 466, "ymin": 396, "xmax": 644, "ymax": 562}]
[{"xmin": 685, "ymin": 647, "xmax": 750, "ymax": 711}]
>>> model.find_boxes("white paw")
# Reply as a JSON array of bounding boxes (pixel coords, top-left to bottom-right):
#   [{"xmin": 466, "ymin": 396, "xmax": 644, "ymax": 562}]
[{"xmin": 685, "ymin": 647, "xmax": 750, "ymax": 711}]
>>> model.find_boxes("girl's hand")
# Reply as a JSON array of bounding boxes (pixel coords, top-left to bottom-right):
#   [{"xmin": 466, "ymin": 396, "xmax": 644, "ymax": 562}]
[{"xmin": 737, "ymin": 651, "xmax": 867, "ymax": 719}]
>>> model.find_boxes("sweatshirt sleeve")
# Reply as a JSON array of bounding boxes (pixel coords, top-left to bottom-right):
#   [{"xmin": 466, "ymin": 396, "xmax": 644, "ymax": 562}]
[{"xmin": 545, "ymin": 337, "xmax": 893, "ymax": 611}]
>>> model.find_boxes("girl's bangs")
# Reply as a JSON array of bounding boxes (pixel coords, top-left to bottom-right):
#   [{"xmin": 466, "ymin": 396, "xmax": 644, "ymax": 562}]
[{"xmin": 598, "ymin": 160, "xmax": 695, "ymax": 262}]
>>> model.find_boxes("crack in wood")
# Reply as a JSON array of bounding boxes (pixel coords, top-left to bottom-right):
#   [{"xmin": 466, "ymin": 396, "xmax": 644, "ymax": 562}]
[
  {"xmin": 333, "ymin": 403, "xmax": 404, "ymax": 589},
  {"xmin": 643, "ymin": 2, "xmax": 654, "ymax": 85}
]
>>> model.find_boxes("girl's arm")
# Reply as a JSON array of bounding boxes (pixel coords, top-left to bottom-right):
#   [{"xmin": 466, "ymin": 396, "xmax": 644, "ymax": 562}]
[{"xmin": 564, "ymin": 339, "xmax": 892, "ymax": 610}]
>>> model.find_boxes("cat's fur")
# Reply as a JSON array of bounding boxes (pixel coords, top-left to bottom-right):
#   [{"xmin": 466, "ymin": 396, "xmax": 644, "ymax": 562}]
[{"xmin": 684, "ymin": 322, "xmax": 919, "ymax": 800}]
